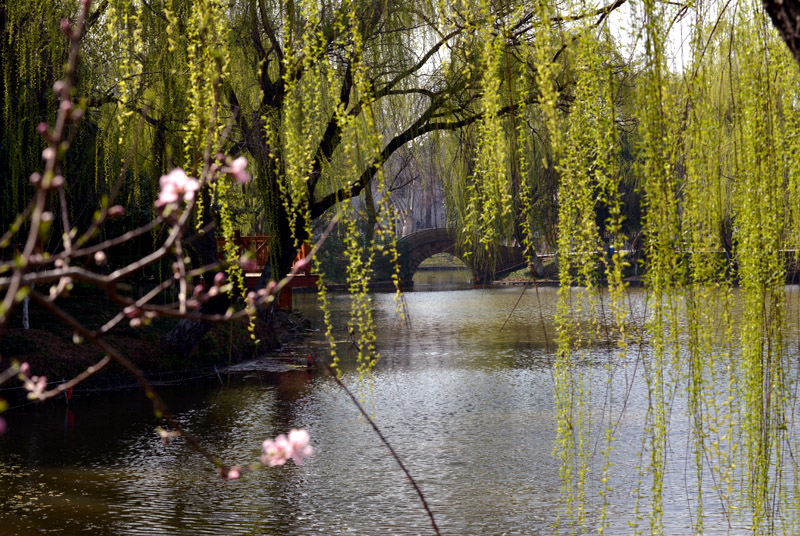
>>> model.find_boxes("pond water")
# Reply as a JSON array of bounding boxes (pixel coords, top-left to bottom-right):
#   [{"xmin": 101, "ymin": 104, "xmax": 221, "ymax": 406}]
[{"xmin": 1, "ymin": 279, "xmax": 799, "ymax": 534}]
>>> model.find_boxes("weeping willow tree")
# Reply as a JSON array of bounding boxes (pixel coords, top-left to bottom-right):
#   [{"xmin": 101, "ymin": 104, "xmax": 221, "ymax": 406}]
[
  {"xmin": 7, "ymin": 0, "xmax": 800, "ymax": 533},
  {"xmin": 448, "ymin": 0, "xmax": 800, "ymax": 533}
]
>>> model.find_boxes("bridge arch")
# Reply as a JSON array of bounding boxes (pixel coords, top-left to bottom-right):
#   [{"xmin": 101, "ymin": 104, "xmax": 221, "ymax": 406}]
[{"xmin": 393, "ymin": 228, "xmax": 527, "ymax": 285}]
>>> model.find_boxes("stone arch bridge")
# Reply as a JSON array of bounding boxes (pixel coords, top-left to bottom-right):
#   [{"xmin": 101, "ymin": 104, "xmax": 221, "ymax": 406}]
[{"xmin": 384, "ymin": 228, "xmax": 528, "ymax": 287}]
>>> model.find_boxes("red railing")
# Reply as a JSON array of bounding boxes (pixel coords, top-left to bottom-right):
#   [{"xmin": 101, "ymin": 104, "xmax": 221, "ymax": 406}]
[
  {"xmin": 216, "ymin": 230, "xmax": 270, "ymax": 271},
  {"xmin": 216, "ymin": 230, "xmax": 312, "ymax": 275}
]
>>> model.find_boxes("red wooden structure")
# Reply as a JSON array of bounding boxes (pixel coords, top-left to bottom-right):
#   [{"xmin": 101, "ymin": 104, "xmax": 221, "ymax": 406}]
[{"xmin": 217, "ymin": 230, "xmax": 318, "ymax": 309}]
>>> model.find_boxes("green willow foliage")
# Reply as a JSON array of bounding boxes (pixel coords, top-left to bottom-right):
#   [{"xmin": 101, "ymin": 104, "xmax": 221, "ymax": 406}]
[
  {"xmin": 446, "ymin": 0, "xmax": 800, "ymax": 534},
  {"xmin": 6, "ymin": 0, "xmax": 800, "ymax": 533},
  {"xmin": 1, "ymin": 0, "xmax": 93, "ymax": 232},
  {"xmin": 502, "ymin": 0, "xmax": 800, "ymax": 534}
]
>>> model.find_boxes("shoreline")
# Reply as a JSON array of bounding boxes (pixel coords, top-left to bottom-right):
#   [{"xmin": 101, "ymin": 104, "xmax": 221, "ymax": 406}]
[{"xmin": 1, "ymin": 299, "xmax": 312, "ymax": 406}]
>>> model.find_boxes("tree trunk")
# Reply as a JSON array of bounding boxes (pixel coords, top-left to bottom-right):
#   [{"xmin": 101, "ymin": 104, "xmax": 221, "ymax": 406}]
[
  {"xmin": 763, "ymin": 0, "xmax": 800, "ymax": 67},
  {"xmin": 161, "ymin": 191, "xmax": 231, "ymax": 357}
]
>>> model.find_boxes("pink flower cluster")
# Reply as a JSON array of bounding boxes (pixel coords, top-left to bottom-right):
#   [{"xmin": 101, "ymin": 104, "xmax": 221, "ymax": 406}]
[
  {"xmin": 18, "ymin": 363, "xmax": 47, "ymax": 400},
  {"xmin": 262, "ymin": 428, "xmax": 313, "ymax": 466},
  {"xmin": 155, "ymin": 168, "xmax": 199, "ymax": 208},
  {"xmin": 228, "ymin": 157, "xmax": 251, "ymax": 184}
]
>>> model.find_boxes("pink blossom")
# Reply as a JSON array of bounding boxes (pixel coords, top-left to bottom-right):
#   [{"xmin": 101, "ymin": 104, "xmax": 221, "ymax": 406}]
[
  {"xmin": 293, "ymin": 256, "xmax": 310, "ymax": 273},
  {"xmin": 156, "ymin": 168, "xmax": 199, "ymax": 206},
  {"xmin": 262, "ymin": 434, "xmax": 291, "ymax": 466},
  {"xmin": 107, "ymin": 205, "xmax": 125, "ymax": 218},
  {"xmin": 287, "ymin": 428, "xmax": 313, "ymax": 465},
  {"xmin": 26, "ymin": 375, "xmax": 47, "ymax": 399},
  {"xmin": 239, "ymin": 256, "xmax": 258, "ymax": 272},
  {"xmin": 261, "ymin": 428, "xmax": 313, "ymax": 467},
  {"xmin": 34, "ymin": 376, "xmax": 47, "ymax": 393},
  {"xmin": 193, "ymin": 284, "xmax": 205, "ymax": 298},
  {"xmin": 229, "ymin": 157, "xmax": 251, "ymax": 184},
  {"xmin": 123, "ymin": 305, "xmax": 141, "ymax": 319},
  {"xmin": 227, "ymin": 466, "xmax": 241, "ymax": 480}
]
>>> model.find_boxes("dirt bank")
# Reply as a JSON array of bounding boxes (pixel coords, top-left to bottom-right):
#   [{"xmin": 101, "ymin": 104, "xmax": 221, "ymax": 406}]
[{"xmin": 0, "ymin": 290, "xmax": 310, "ymax": 400}]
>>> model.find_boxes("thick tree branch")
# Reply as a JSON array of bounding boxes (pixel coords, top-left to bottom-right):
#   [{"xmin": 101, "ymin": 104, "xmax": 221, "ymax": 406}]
[
  {"xmin": 259, "ymin": 0, "xmax": 284, "ymax": 68},
  {"xmin": 308, "ymin": 62, "xmax": 353, "ymax": 196},
  {"xmin": 307, "ymin": 30, "xmax": 460, "ymax": 199},
  {"xmin": 310, "ymin": 100, "xmax": 527, "ymax": 218},
  {"xmin": 384, "ymin": 88, "xmax": 438, "ymax": 99},
  {"xmin": 763, "ymin": 0, "xmax": 800, "ymax": 67},
  {"xmin": 374, "ymin": 29, "xmax": 460, "ymax": 99},
  {"xmin": 86, "ymin": 0, "xmax": 109, "ymax": 29}
]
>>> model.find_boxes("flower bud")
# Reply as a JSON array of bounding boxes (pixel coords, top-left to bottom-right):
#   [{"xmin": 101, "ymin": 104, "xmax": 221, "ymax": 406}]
[
  {"xmin": 294, "ymin": 257, "xmax": 309, "ymax": 272},
  {"xmin": 107, "ymin": 205, "xmax": 125, "ymax": 218},
  {"xmin": 214, "ymin": 272, "xmax": 226, "ymax": 286},
  {"xmin": 93, "ymin": 251, "xmax": 106, "ymax": 265},
  {"xmin": 239, "ymin": 256, "xmax": 257, "ymax": 272},
  {"xmin": 124, "ymin": 305, "xmax": 142, "ymax": 319}
]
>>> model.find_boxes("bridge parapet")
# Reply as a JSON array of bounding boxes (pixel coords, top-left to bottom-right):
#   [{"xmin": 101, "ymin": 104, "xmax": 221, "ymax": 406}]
[{"xmin": 381, "ymin": 228, "xmax": 527, "ymax": 286}]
